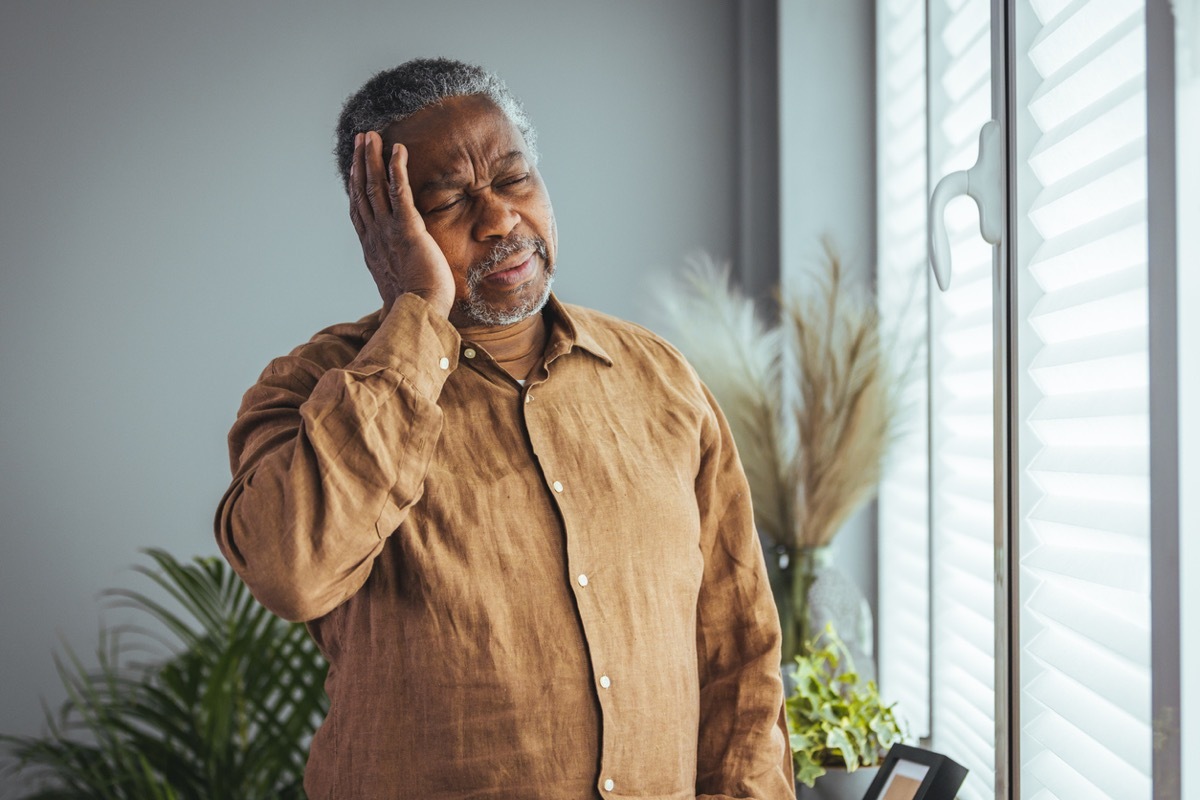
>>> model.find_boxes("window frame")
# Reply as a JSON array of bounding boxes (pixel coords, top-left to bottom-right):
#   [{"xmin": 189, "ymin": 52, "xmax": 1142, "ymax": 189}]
[{"xmin": 873, "ymin": 0, "xmax": 1185, "ymax": 795}]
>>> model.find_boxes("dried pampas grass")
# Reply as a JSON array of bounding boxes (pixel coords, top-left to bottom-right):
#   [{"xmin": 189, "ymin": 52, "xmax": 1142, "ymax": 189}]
[
  {"xmin": 660, "ymin": 254, "xmax": 794, "ymax": 548},
  {"xmin": 661, "ymin": 242, "xmax": 901, "ymax": 551},
  {"xmin": 789, "ymin": 241, "xmax": 898, "ymax": 548}
]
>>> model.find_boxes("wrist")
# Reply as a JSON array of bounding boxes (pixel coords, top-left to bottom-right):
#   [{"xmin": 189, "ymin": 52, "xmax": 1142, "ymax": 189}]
[{"xmin": 405, "ymin": 288, "xmax": 454, "ymax": 320}]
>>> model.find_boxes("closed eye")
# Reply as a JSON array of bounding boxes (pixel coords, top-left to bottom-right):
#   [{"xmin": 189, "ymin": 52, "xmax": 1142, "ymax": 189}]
[
  {"xmin": 497, "ymin": 174, "xmax": 529, "ymax": 188},
  {"xmin": 428, "ymin": 196, "xmax": 463, "ymax": 214}
]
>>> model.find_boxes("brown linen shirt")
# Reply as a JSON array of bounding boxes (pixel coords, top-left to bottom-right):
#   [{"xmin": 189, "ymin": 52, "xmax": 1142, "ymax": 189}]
[{"xmin": 215, "ymin": 293, "xmax": 795, "ymax": 800}]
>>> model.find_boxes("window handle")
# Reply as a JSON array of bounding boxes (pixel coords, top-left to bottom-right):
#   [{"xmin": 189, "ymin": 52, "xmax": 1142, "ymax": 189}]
[{"xmin": 928, "ymin": 119, "xmax": 1004, "ymax": 291}]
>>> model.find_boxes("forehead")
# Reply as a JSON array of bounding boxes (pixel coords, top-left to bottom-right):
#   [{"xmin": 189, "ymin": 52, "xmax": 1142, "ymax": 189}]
[{"xmin": 381, "ymin": 95, "xmax": 528, "ymax": 171}]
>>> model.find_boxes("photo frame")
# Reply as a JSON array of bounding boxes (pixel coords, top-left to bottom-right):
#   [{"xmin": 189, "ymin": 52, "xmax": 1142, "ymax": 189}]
[{"xmin": 860, "ymin": 743, "xmax": 969, "ymax": 800}]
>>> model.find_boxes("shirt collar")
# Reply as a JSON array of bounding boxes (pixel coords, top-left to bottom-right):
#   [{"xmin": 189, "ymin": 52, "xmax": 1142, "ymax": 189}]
[
  {"xmin": 349, "ymin": 294, "xmax": 614, "ymax": 367},
  {"xmin": 543, "ymin": 294, "xmax": 614, "ymax": 367}
]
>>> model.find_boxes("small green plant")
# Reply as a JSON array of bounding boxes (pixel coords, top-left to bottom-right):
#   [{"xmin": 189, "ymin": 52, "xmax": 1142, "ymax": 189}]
[
  {"xmin": 786, "ymin": 623, "xmax": 904, "ymax": 787},
  {"xmin": 1, "ymin": 549, "xmax": 328, "ymax": 799}
]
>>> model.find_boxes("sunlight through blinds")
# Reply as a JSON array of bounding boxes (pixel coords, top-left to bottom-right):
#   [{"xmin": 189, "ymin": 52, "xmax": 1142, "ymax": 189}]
[
  {"xmin": 876, "ymin": 0, "xmax": 932, "ymax": 741},
  {"xmin": 1014, "ymin": 1, "xmax": 1152, "ymax": 798},
  {"xmin": 929, "ymin": 1, "xmax": 996, "ymax": 798}
]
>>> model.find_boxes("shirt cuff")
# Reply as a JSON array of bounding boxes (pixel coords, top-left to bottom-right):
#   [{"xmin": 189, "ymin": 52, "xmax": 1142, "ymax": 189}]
[{"xmin": 348, "ymin": 293, "xmax": 462, "ymax": 401}]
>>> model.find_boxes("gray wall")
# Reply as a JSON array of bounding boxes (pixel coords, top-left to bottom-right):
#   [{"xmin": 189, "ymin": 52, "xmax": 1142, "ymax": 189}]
[
  {"xmin": 0, "ymin": 0, "xmax": 746, "ymax": 786},
  {"xmin": 0, "ymin": 1, "xmax": 881, "ymax": 791},
  {"xmin": 779, "ymin": 1, "xmax": 878, "ymax": 618}
]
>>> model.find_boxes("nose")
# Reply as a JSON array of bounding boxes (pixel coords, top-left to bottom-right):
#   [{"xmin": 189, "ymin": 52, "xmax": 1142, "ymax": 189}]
[{"xmin": 471, "ymin": 192, "xmax": 520, "ymax": 241}]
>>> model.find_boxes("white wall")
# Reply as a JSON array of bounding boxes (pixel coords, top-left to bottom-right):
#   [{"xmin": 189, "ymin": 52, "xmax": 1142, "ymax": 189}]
[{"xmin": 0, "ymin": 1, "xmax": 743, "ymax": 789}]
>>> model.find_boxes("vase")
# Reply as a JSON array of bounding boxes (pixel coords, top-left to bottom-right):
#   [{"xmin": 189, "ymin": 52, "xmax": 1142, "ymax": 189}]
[
  {"xmin": 797, "ymin": 766, "xmax": 880, "ymax": 800},
  {"xmin": 768, "ymin": 543, "xmax": 876, "ymax": 675},
  {"xmin": 799, "ymin": 546, "xmax": 875, "ymax": 681}
]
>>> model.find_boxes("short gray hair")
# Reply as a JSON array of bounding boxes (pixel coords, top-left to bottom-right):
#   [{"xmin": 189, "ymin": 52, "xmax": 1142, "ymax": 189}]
[{"xmin": 333, "ymin": 57, "xmax": 538, "ymax": 191}]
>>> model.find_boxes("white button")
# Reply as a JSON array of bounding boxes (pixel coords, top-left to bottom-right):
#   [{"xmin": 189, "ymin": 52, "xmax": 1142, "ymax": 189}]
[
  {"xmin": 599, "ymin": 675, "xmax": 611, "ymax": 689},
  {"xmin": 438, "ymin": 357, "xmax": 450, "ymax": 370},
  {"xmin": 603, "ymin": 779, "xmax": 614, "ymax": 792},
  {"xmin": 525, "ymin": 394, "xmax": 532, "ymax": 404},
  {"xmin": 464, "ymin": 347, "xmax": 476, "ymax": 359},
  {"xmin": 577, "ymin": 574, "xmax": 589, "ymax": 587},
  {"xmin": 552, "ymin": 480, "xmax": 564, "ymax": 493}
]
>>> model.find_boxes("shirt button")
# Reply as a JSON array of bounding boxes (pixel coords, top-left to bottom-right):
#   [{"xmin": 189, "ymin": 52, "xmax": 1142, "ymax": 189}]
[
  {"xmin": 464, "ymin": 347, "xmax": 476, "ymax": 359},
  {"xmin": 604, "ymin": 779, "xmax": 615, "ymax": 792},
  {"xmin": 438, "ymin": 357, "xmax": 450, "ymax": 370},
  {"xmin": 577, "ymin": 574, "xmax": 589, "ymax": 587},
  {"xmin": 525, "ymin": 394, "xmax": 532, "ymax": 404},
  {"xmin": 552, "ymin": 480, "xmax": 564, "ymax": 493},
  {"xmin": 599, "ymin": 675, "xmax": 611, "ymax": 689}
]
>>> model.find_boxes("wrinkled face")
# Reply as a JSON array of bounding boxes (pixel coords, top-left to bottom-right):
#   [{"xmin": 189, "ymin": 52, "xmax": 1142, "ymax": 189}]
[{"xmin": 382, "ymin": 95, "xmax": 557, "ymax": 327}]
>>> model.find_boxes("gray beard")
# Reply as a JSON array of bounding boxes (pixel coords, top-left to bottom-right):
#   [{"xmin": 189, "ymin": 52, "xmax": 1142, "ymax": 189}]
[{"xmin": 456, "ymin": 235, "xmax": 556, "ymax": 326}]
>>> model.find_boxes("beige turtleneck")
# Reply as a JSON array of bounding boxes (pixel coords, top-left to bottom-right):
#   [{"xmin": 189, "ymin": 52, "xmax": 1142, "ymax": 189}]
[{"xmin": 457, "ymin": 312, "xmax": 548, "ymax": 382}]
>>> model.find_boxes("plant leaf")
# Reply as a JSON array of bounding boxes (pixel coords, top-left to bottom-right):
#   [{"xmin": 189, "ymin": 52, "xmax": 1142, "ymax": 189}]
[
  {"xmin": 784, "ymin": 623, "xmax": 907, "ymax": 780},
  {"xmin": 1, "ymin": 550, "xmax": 328, "ymax": 799}
]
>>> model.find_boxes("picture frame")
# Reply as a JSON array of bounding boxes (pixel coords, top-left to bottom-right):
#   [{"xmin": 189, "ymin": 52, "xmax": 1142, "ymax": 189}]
[{"xmin": 860, "ymin": 743, "xmax": 969, "ymax": 800}]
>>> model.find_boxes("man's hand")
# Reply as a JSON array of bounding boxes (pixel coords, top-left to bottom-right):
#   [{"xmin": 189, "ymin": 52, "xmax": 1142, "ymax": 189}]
[{"xmin": 348, "ymin": 131, "xmax": 455, "ymax": 317}]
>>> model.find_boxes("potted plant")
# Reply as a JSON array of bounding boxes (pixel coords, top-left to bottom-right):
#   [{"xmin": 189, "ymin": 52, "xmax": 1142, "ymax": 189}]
[
  {"xmin": 786, "ymin": 624, "xmax": 904, "ymax": 797},
  {"xmin": 1, "ymin": 549, "xmax": 328, "ymax": 799}
]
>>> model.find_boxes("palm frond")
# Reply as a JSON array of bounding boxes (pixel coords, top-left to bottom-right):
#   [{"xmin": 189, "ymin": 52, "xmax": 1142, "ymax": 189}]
[{"xmin": 1, "ymin": 549, "xmax": 327, "ymax": 800}]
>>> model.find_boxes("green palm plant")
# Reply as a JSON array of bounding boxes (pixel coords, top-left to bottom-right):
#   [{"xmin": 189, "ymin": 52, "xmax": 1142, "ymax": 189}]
[{"xmin": 1, "ymin": 549, "xmax": 328, "ymax": 799}]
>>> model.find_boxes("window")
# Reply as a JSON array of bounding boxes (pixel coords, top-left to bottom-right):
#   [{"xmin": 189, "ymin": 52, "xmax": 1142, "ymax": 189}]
[
  {"xmin": 875, "ymin": 1, "xmax": 1185, "ymax": 797},
  {"xmin": 1014, "ymin": 2, "xmax": 1152, "ymax": 795},
  {"xmin": 1171, "ymin": 2, "xmax": 1197, "ymax": 795},
  {"xmin": 876, "ymin": 0, "xmax": 931, "ymax": 744}
]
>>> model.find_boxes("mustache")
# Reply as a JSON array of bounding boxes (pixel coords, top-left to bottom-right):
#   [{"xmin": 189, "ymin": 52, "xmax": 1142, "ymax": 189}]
[{"xmin": 466, "ymin": 235, "xmax": 549, "ymax": 287}]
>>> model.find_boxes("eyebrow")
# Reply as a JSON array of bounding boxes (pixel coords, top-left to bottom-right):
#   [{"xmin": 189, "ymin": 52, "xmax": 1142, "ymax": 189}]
[{"xmin": 417, "ymin": 150, "xmax": 527, "ymax": 195}]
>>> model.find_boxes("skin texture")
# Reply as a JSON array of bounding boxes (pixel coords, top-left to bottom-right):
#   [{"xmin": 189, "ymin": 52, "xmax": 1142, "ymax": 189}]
[{"xmin": 347, "ymin": 95, "xmax": 557, "ymax": 329}]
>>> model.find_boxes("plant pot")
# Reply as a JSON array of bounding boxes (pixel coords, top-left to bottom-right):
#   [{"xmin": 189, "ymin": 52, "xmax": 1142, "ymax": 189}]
[{"xmin": 797, "ymin": 765, "xmax": 880, "ymax": 800}]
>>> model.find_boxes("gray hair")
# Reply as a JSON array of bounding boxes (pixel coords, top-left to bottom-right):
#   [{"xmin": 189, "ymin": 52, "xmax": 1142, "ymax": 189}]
[{"xmin": 333, "ymin": 57, "xmax": 538, "ymax": 192}]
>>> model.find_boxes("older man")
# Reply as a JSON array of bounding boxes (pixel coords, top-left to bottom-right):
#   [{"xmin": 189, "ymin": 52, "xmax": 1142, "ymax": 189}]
[{"xmin": 215, "ymin": 58, "xmax": 794, "ymax": 799}]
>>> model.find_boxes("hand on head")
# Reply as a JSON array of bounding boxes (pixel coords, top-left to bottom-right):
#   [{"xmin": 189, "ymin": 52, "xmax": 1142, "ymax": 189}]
[{"xmin": 348, "ymin": 131, "xmax": 456, "ymax": 317}]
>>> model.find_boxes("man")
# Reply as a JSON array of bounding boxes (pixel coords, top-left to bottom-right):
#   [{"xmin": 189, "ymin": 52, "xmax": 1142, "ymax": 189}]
[{"xmin": 215, "ymin": 58, "xmax": 794, "ymax": 799}]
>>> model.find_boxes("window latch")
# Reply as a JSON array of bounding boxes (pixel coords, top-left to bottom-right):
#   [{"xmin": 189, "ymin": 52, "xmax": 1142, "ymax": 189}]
[{"xmin": 927, "ymin": 119, "xmax": 1004, "ymax": 291}]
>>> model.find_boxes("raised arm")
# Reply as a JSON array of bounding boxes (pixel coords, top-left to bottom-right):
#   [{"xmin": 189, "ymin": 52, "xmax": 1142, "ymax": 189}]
[
  {"xmin": 214, "ymin": 131, "xmax": 460, "ymax": 622},
  {"xmin": 694, "ymin": 384, "xmax": 796, "ymax": 800},
  {"xmin": 215, "ymin": 295, "xmax": 459, "ymax": 622}
]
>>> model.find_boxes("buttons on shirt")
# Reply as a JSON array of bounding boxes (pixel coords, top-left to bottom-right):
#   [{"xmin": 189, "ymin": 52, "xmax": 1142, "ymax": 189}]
[
  {"xmin": 577, "ymin": 574, "xmax": 589, "ymax": 587},
  {"xmin": 552, "ymin": 480, "xmax": 564, "ymax": 493},
  {"xmin": 464, "ymin": 347, "xmax": 477, "ymax": 359},
  {"xmin": 599, "ymin": 675, "xmax": 611, "ymax": 689},
  {"xmin": 438, "ymin": 357, "xmax": 450, "ymax": 370},
  {"xmin": 603, "ymin": 778, "xmax": 615, "ymax": 792},
  {"xmin": 525, "ymin": 394, "xmax": 532, "ymax": 404}
]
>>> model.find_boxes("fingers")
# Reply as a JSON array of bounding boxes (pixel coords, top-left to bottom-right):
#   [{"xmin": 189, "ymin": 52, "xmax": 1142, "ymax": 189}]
[
  {"xmin": 386, "ymin": 143, "xmax": 420, "ymax": 224},
  {"xmin": 349, "ymin": 132, "xmax": 425, "ymax": 257},
  {"xmin": 362, "ymin": 132, "xmax": 391, "ymax": 219},
  {"xmin": 349, "ymin": 132, "xmax": 371, "ymax": 234},
  {"xmin": 350, "ymin": 132, "xmax": 407, "ymax": 230}
]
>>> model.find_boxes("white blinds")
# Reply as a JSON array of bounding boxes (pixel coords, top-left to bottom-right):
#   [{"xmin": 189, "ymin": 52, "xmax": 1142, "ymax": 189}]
[
  {"xmin": 1176, "ymin": 7, "xmax": 1199, "ymax": 793},
  {"xmin": 1015, "ymin": 1, "xmax": 1152, "ymax": 798},
  {"xmin": 876, "ymin": 1, "xmax": 1168, "ymax": 796},
  {"xmin": 876, "ymin": 0, "xmax": 931, "ymax": 740},
  {"xmin": 1177, "ymin": 3, "xmax": 1200, "ymax": 792},
  {"xmin": 927, "ymin": 1, "xmax": 997, "ymax": 799},
  {"xmin": 877, "ymin": 0, "xmax": 997, "ymax": 794}
]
